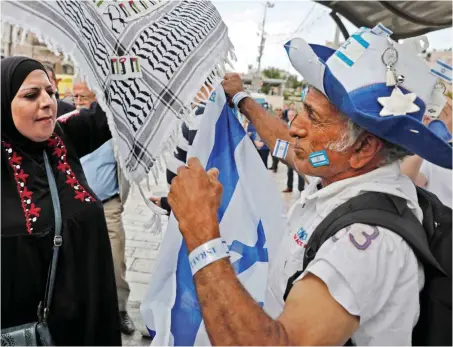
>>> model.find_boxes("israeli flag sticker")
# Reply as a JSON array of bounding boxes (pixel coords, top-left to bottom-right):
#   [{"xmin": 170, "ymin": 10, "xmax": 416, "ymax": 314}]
[
  {"xmin": 273, "ymin": 139, "xmax": 289, "ymax": 160},
  {"xmin": 430, "ymin": 60, "xmax": 452, "ymax": 83},
  {"xmin": 371, "ymin": 23, "xmax": 393, "ymax": 37},
  {"xmin": 309, "ymin": 150, "xmax": 330, "ymax": 167}
]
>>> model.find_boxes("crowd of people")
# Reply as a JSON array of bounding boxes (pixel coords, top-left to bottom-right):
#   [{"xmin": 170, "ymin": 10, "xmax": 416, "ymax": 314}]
[{"xmin": 1, "ymin": 21, "xmax": 452, "ymax": 347}]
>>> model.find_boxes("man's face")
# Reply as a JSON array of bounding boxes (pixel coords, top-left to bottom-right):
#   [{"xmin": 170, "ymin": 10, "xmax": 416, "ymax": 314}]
[
  {"xmin": 72, "ymin": 82, "xmax": 96, "ymax": 109},
  {"xmin": 275, "ymin": 108, "xmax": 283, "ymax": 117},
  {"xmin": 288, "ymin": 88, "xmax": 355, "ymax": 179}
]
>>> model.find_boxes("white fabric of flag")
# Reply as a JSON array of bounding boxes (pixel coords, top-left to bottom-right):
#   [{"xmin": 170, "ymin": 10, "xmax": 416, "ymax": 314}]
[{"xmin": 140, "ymin": 85, "xmax": 286, "ymax": 346}]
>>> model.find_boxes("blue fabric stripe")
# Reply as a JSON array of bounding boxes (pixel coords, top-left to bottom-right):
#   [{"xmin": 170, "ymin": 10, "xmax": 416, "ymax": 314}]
[
  {"xmin": 309, "ymin": 44, "xmax": 335, "ymax": 63},
  {"xmin": 437, "ymin": 60, "xmax": 452, "ymax": 71},
  {"xmin": 170, "ymin": 104, "xmax": 245, "ymax": 346},
  {"xmin": 229, "ymin": 221, "xmax": 268, "ymax": 274},
  {"xmin": 335, "ymin": 51, "xmax": 354, "ymax": 67},
  {"xmin": 351, "ymin": 34, "xmax": 369, "ymax": 48},
  {"xmin": 431, "ymin": 69, "xmax": 452, "ymax": 82}
]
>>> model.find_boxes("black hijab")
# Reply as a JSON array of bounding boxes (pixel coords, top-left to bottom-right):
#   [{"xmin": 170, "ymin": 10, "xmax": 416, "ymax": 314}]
[
  {"xmin": 1, "ymin": 59, "xmax": 122, "ymax": 346},
  {"xmin": 1, "ymin": 56, "xmax": 51, "ymax": 152},
  {"xmin": 1, "ymin": 57, "xmax": 59, "ymax": 237}
]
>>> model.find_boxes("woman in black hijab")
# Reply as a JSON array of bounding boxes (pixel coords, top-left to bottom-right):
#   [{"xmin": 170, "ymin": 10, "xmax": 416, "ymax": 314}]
[{"xmin": 1, "ymin": 56, "xmax": 121, "ymax": 345}]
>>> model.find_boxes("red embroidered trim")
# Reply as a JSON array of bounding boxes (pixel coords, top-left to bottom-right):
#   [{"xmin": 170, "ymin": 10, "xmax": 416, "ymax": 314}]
[
  {"xmin": 2, "ymin": 141, "xmax": 41, "ymax": 234},
  {"xmin": 47, "ymin": 134, "xmax": 96, "ymax": 203}
]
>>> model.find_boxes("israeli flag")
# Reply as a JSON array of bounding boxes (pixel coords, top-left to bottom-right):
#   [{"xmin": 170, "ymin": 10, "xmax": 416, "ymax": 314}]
[{"xmin": 141, "ymin": 84, "xmax": 286, "ymax": 345}]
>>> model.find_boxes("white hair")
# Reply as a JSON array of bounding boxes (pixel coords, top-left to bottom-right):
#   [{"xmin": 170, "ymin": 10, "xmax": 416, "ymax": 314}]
[
  {"xmin": 326, "ymin": 117, "xmax": 411, "ymax": 166},
  {"xmin": 325, "ymin": 118, "xmax": 365, "ymax": 152}
]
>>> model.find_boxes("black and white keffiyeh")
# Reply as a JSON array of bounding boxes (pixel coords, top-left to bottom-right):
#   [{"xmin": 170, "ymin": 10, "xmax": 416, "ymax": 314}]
[{"xmin": 2, "ymin": 0, "xmax": 234, "ymax": 186}]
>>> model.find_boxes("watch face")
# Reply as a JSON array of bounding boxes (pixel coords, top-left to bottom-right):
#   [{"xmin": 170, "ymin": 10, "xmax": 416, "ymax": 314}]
[{"xmin": 382, "ymin": 47, "xmax": 398, "ymax": 66}]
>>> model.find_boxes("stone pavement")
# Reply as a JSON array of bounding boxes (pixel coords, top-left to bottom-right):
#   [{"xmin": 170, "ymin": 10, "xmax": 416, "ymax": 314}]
[{"xmin": 121, "ymin": 158, "xmax": 302, "ymax": 346}]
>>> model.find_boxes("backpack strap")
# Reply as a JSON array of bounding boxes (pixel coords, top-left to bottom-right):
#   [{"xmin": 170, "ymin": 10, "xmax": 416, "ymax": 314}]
[{"xmin": 283, "ymin": 191, "xmax": 445, "ymax": 301}]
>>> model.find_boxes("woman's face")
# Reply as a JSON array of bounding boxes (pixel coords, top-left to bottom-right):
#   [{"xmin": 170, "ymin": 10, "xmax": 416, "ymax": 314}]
[{"xmin": 10, "ymin": 69, "xmax": 57, "ymax": 142}]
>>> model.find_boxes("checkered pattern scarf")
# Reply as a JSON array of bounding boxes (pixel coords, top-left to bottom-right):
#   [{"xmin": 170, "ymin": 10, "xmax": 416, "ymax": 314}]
[{"xmin": 3, "ymin": 0, "xmax": 234, "ymax": 185}]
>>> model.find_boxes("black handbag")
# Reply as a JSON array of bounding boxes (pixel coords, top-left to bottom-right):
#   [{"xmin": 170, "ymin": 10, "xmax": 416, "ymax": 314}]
[{"xmin": 1, "ymin": 151, "xmax": 62, "ymax": 346}]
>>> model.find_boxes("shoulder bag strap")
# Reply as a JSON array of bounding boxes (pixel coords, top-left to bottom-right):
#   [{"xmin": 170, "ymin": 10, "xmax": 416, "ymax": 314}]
[{"xmin": 38, "ymin": 151, "xmax": 63, "ymax": 323}]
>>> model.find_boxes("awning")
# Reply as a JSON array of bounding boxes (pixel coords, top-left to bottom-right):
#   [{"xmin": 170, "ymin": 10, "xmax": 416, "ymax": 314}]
[{"xmin": 316, "ymin": 1, "xmax": 452, "ymax": 40}]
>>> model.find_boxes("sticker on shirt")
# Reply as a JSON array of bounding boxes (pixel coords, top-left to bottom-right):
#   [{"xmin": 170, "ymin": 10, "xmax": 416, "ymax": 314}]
[
  {"xmin": 293, "ymin": 227, "xmax": 308, "ymax": 248},
  {"xmin": 348, "ymin": 225, "xmax": 380, "ymax": 250}
]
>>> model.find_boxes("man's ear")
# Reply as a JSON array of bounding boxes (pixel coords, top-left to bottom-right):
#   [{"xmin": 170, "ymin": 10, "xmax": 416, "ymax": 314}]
[{"xmin": 349, "ymin": 134, "xmax": 383, "ymax": 169}]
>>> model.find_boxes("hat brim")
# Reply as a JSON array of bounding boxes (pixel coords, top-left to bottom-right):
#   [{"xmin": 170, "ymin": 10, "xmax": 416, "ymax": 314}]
[{"xmin": 285, "ymin": 39, "xmax": 452, "ymax": 169}]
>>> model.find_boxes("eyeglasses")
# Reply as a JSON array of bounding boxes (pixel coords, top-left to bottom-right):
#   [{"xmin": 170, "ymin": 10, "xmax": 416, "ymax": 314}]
[{"xmin": 72, "ymin": 94, "xmax": 94, "ymax": 102}]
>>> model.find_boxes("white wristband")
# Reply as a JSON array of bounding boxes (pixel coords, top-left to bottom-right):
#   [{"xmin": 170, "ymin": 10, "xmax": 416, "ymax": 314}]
[
  {"xmin": 232, "ymin": 91, "xmax": 249, "ymax": 108},
  {"xmin": 189, "ymin": 238, "xmax": 230, "ymax": 276}
]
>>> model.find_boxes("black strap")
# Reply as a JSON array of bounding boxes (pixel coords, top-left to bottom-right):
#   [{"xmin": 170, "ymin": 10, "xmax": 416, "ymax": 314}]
[
  {"xmin": 38, "ymin": 151, "xmax": 62, "ymax": 323},
  {"xmin": 283, "ymin": 191, "xmax": 445, "ymax": 302},
  {"xmin": 303, "ymin": 192, "xmax": 444, "ymax": 274}
]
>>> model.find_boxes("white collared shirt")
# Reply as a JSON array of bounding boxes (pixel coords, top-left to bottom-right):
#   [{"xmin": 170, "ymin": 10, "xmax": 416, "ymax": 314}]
[{"xmin": 265, "ymin": 163, "xmax": 424, "ymax": 345}]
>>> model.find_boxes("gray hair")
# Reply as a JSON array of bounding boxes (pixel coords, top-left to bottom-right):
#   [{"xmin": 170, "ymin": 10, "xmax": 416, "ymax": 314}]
[
  {"xmin": 378, "ymin": 137, "xmax": 412, "ymax": 166},
  {"xmin": 71, "ymin": 72, "xmax": 82, "ymax": 86},
  {"xmin": 326, "ymin": 117, "xmax": 411, "ymax": 166}
]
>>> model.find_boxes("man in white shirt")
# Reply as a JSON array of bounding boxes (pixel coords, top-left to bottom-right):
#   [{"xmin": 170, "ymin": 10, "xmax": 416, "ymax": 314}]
[
  {"xmin": 166, "ymin": 26, "xmax": 452, "ymax": 345},
  {"xmin": 401, "ymin": 98, "xmax": 452, "ymax": 208}
]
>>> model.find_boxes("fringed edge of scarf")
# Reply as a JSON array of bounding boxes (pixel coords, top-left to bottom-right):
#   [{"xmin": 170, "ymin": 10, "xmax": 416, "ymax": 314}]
[{"xmin": 4, "ymin": 17, "xmax": 236, "ymax": 235}]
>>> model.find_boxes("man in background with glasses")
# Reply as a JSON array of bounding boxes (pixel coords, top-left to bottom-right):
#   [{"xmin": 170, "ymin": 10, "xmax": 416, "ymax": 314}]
[{"xmin": 72, "ymin": 81, "xmax": 97, "ymax": 110}]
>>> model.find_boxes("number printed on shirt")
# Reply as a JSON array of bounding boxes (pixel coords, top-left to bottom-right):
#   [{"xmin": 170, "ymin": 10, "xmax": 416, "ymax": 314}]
[{"xmin": 348, "ymin": 226, "xmax": 380, "ymax": 250}]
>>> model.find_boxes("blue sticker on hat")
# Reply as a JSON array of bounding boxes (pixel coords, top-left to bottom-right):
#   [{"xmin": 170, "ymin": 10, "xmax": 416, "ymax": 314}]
[
  {"xmin": 371, "ymin": 23, "xmax": 393, "ymax": 37},
  {"xmin": 301, "ymin": 86, "xmax": 308, "ymax": 101},
  {"xmin": 334, "ymin": 28, "xmax": 370, "ymax": 68},
  {"xmin": 309, "ymin": 150, "xmax": 330, "ymax": 167}
]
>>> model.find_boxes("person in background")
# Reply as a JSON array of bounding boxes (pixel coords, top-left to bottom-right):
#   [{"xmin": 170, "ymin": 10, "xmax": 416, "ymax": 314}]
[
  {"xmin": 269, "ymin": 107, "xmax": 285, "ymax": 172},
  {"xmin": 247, "ymin": 121, "xmax": 270, "ymax": 168},
  {"xmin": 282, "ymin": 102, "xmax": 295, "ymax": 123},
  {"xmin": 72, "ymin": 80, "xmax": 97, "ymax": 110},
  {"xmin": 282, "ymin": 104, "xmax": 289, "ymax": 122},
  {"xmin": 1, "ymin": 56, "xmax": 121, "ymax": 345},
  {"xmin": 401, "ymin": 97, "xmax": 452, "ymax": 208},
  {"xmin": 43, "ymin": 65, "xmax": 76, "ymax": 117},
  {"xmin": 283, "ymin": 109, "xmax": 305, "ymax": 193},
  {"xmin": 72, "ymin": 79, "xmax": 136, "ymax": 335}
]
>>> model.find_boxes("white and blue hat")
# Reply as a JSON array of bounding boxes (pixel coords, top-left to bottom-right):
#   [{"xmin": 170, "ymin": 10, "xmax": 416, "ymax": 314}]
[{"xmin": 285, "ymin": 24, "xmax": 452, "ymax": 169}]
